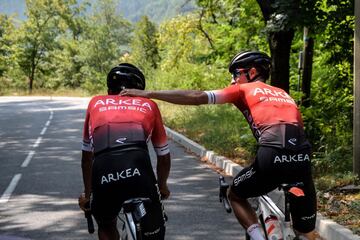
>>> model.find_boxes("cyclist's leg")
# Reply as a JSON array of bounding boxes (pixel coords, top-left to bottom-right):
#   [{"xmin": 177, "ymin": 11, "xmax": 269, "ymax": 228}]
[
  {"xmin": 228, "ymin": 167, "xmax": 260, "ymax": 229},
  {"xmin": 228, "ymin": 190, "xmax": 265, "ymax": 240},
  {"xmin": 281, "ymin": 147, "xmax": 317, "ymax": 240},
  {"xmin": 114, "ymin": 149, "xmax": 166, "ymax": 240},
  {"xmin": 135, "ymin": 158, "xmax": 166, "ymax": 240},
  {"xmin": 92, "ymin": 150, "xmax": 158, "ymax": 240},
  {"xmin": 91, "ymin": 152, "xmax": 124, "ymax": 240},
  {"xmin": 229, "ymin": 147, "xmax": 279, "ymax": 240},
  {"xmin": 290, "ymin": 177, "xmax": 317, "ymax": 240},
  {"xmin": 91, "ymin": 187, "xmax": 120, "ymax": 240},
  {"xmin": 91, "ymin": 186, "xmax": 121, "ymax": 240},
  {"xmin": 97, "ymin": 218, "xmax": 120, "ymax": 240},
  {"xmin": 91, "ymin": 191, "xmax": 120, "ymax": 240},
  {"xmin": 139, "ymin": 192, "xmax": 166, "ymax": 240}
]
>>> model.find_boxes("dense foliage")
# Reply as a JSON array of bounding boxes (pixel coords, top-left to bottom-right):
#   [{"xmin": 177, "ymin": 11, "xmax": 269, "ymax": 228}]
[{"xmin": 0, "ymin": 0, "xmax": 355, "ymax": 178}]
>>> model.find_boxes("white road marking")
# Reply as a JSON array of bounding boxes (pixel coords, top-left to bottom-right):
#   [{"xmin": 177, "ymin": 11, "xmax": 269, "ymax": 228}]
[
  {"xmin": 0, "ymin": 174, "xmax": 22, "ymax": 204},
  {"xmin": 21, "ymin": 151, "xmax": 35, "ymax": 168},
  {"xmin": 40, "ymin": 126, "xmax": 47, "ymax": 135},
  {"xmin": 32, "ymin": 136, "xmax": 42, "ymax": 148},
  {"xmin": 0, "ymin": 106, "xmax": 54, "ymax": 205}
]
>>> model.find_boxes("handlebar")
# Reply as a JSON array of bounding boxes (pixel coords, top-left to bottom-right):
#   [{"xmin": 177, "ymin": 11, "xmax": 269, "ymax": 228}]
[
  {"xmin": 219, "ymin": 175, "xmax": 232, "ymax": 213},
  {"xmin": 84, "ymin": 202, "xmax": 95, "ymax": 234}
]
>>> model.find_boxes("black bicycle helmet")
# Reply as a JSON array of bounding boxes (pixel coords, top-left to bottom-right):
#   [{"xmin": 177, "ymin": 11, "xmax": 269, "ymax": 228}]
[
  {"xmin": 107, "ymin": 63, "xmax": 145, "ymax": 92},
  {"xmin": 228, "ymin": 50, "xmax": 271, "ymax": 74}
]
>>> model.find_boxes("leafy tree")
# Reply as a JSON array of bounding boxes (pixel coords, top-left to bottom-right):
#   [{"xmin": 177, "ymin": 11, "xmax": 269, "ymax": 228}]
[
  {"xmin": 195, "ymin": 0, "xmax": 299, "ymax": 91},
  {"xmin": 0, "ymin": 14, "xmax": 14, "ymax": 78},
  {"xmin": 48, "ymin": 0, "xmax": 90, "ymax": 89},
  {"xmin": 299, "ymin": 0, "xmax": 354, "ymax": 174},
  {"xmin": 196, "ymin": 0, "xmax": 268, "ymax": 63},
  {"xmin": 130, "ymin": 15, "xmax": 160, "ymax": 74},
  {"xmin": 154, "ymin": 1, "xmax": 268, "ymax": 90},
  {"xmin": 50, "ymin": 38, "xmax": 84, "ymax": 89},
  {"xmin": 158, "ymin": 14, "xmax": 209, "ymax": 69},
  {"xmin": 57, "ymin": 0, "xmax": 90, "ymax": 40},
  {"xmin": 79, "ymin": 0, "xmax": 132, "ymax": 93},
  {"xmin": 14, "ymin": 0, "xmax": 68, "ymax": 93},
  {"xmin": 155, "ymin": 13, "xmax": 226, "ymax": 90}
]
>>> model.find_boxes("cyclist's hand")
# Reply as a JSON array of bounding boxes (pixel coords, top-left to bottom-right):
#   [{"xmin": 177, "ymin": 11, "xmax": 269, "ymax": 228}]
[
  {"xmin": 78, "ymin": 193, "xmax": 91, "ymax": 212},
  {"xmin": 120, "ymin": 89, "xmax": 148, "ymax": 98},
  {"xmin": 159, "ymin": 185, "xmax": 170, "ymax": 200}
]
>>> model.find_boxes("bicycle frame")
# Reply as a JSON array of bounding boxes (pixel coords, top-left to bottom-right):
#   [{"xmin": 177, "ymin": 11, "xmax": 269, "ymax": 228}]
[
  {"xmin": 119, "ymin": 198, "xmax": 151, "ymax": 240},
  {"xmin": 218, "ymin": 175, "xmax": 304, "ymax": 240},
  {"xmin": 86, "ymin": 197, "xmax": 151, "ymax": 240},
  {"xmin": 249, "ymin": 184, "xmax": 305, "ymax": 240},
  {"xmin": 258, "ymin": 194, "xmax": 296, "ymax": 240},
  {"xmin": 119, "ymin": 210, "xmax": 138, "ymax": 240}
]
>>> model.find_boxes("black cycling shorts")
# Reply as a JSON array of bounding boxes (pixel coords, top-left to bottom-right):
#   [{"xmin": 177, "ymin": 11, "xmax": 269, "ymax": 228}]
[
  {"xmin": 91, "ymin": 148, "xmax": 166, "ymax": 240},
  {"xmin": 230, "ymin": 146, "xmax": 317, "ymax": 233}
]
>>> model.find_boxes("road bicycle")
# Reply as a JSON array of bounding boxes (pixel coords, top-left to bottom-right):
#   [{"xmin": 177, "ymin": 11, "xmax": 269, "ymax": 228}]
[
  {"xmin": 219, "ymin": 175, "xmax": 305, "ymax": 240},
  {"xmin": 85, "ymin": 197, "xmax": 152, "ymax": 240}
]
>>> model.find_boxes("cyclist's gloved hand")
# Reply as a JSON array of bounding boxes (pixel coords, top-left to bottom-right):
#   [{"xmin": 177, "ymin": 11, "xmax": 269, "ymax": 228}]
[
  {"xmin": 159, "ymin": 185, "xmax": 170, "ymax": 200},
  {"xmin": 78, "ymin": 193, "xmax": 91, "ymax": 212}
]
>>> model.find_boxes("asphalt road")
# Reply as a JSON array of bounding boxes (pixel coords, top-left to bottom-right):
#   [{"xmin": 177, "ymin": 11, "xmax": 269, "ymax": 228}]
[{"xmin": 0, "ymin": 96, "xmax": 244, "ymax": 240}]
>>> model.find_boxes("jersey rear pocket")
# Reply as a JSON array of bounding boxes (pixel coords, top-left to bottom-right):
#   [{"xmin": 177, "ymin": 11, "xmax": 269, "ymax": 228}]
[{"xmin": 93, "ymin": 122, "xmax": 147, "ymax": 154}]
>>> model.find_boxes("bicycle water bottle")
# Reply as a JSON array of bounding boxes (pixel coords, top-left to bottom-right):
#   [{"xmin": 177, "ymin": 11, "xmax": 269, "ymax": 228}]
[{"xmin": 264, "ymin": 215, "xmax": 283, "ymax": 240}]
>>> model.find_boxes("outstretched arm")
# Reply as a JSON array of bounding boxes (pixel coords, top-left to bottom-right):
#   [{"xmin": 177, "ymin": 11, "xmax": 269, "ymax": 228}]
[{"xmin": 120, "ymin": 89, "xmax": 208, "ymax": 105}]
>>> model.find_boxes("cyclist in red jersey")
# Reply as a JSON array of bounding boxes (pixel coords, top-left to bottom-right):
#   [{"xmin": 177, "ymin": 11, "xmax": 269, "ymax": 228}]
[
  {"xmin": 78, "ymin": 63, "xmax": 171, "ymax": 240},
  {"xmin": 120, "ymin": 51, "xmax": 317, "ymax": 240}
]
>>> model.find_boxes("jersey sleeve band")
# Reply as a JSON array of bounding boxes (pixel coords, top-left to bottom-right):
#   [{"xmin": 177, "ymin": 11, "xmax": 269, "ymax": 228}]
[{"xmin": 205, "ymin": 91, "xmax": 216, "ymax": 104}]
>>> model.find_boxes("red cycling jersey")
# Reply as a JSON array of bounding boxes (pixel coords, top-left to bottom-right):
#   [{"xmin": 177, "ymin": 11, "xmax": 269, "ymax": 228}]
[
  {"xmin": 82, "ymin": 95, "xmax": 169, "ymax": 156},
  {"xmin": 205, "ymin": 81, "xmax": 307, "ymax": 148}
]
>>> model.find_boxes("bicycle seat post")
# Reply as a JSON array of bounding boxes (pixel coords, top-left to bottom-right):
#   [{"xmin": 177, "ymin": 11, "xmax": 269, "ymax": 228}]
[
  {"xmin": 280, "ymin": 182, "xmax": 304, "ymax": 223},
  {"xmin": 283, "ymin": 187, "xmax": 291, "ymax": 223},
  {"xmin": 136, "ymin": 221, "xmax": 142, "ymax": 240}
]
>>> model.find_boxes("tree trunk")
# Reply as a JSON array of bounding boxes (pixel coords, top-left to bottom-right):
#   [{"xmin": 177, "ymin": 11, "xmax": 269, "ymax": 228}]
[
  {"xmin": 354, "ymin": 0, "xmax": 360, "ymax": 178},
  {"xmin": 268, "ymin": 30, "xmax": 294, "ymax": 92},
  {"xmin": 29, "ymin": 63, "xmax": 35, "ymax": 94},
  {"xmin": 29, "ymin": 75, "xmax": 34, "ymax": 94},
  {"xmin": 301, "ymin": 27, "xmax": 314, "ymax": 106},
  {"xmin": 28, "ymin": 54, "xmax": 37, "ymax": 94}
]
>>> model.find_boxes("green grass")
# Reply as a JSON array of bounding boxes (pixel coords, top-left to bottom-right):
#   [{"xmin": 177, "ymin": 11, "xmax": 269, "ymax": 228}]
[
  {"xmin": 156, "ymin": 101, "xmax": 256, "ymax": 165},
  {"xmin": 0, "ymin": 88, "xmax": 95, "ymax": 97}
]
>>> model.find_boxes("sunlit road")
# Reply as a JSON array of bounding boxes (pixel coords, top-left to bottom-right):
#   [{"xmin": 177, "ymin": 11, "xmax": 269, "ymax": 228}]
[{"xmin": 0, "ymin": 97, "xmax": 244, "ymax": 240}]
